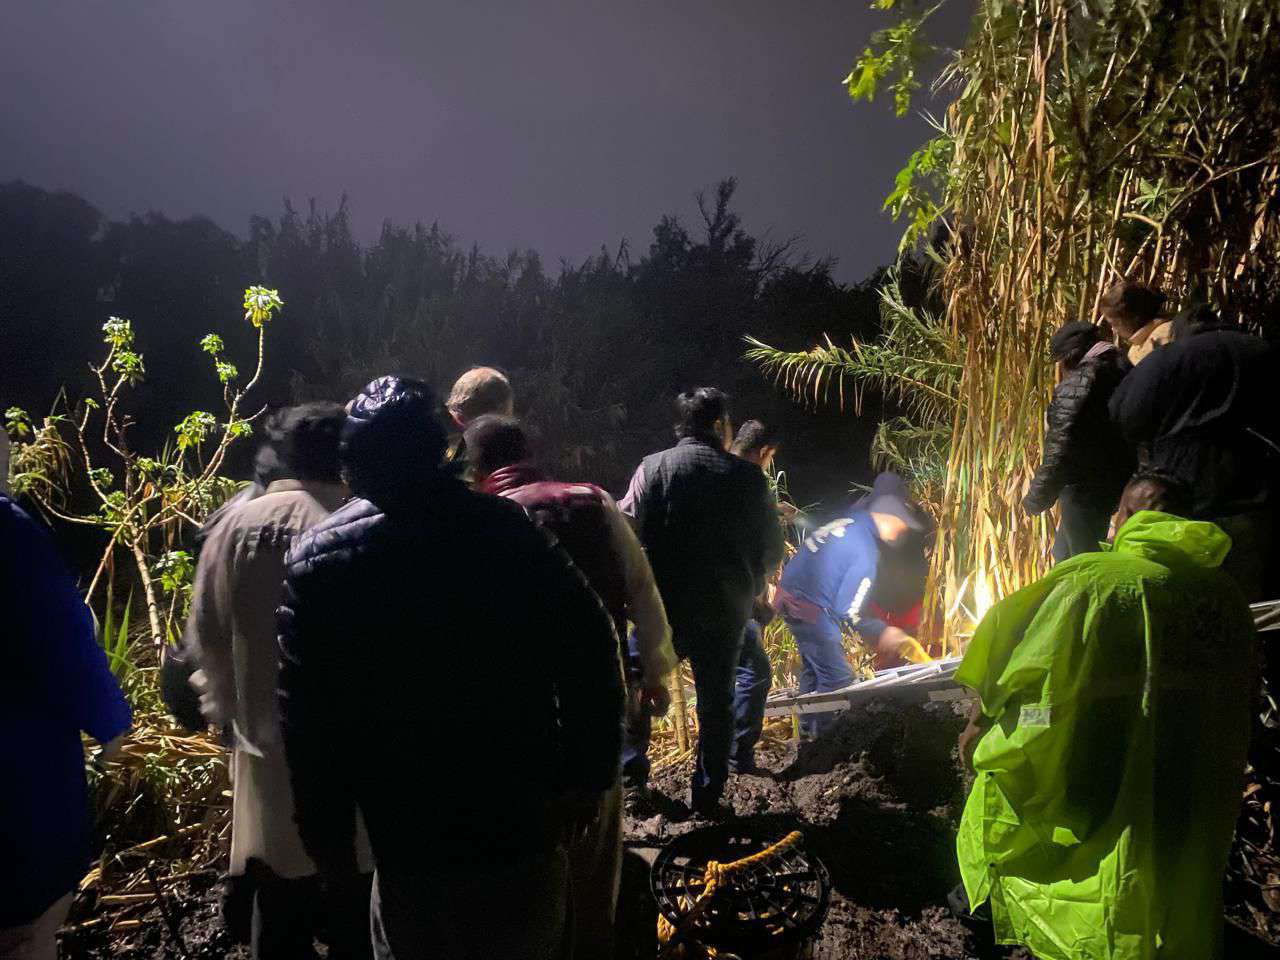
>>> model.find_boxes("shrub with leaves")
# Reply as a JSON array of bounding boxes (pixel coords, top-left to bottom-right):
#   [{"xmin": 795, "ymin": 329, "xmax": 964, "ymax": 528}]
[{"xmin": 6, "ymin": 286, "xmax": 282, "ymax": 648}]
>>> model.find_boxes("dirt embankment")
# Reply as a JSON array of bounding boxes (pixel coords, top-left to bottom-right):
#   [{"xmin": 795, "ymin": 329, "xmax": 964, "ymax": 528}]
[{"xmin": 618, "ymin": 697, "xmax": 1023, "ymax": 960}]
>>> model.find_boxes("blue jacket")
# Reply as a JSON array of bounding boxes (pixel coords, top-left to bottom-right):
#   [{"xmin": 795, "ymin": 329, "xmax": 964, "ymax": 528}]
[
  {"xmin": 1, "ymin": 496, "xmax": 131, "ymax": 925},
  {"xmin": 779, "ymin": 509, "xmax": 888, "ymax": 644}
]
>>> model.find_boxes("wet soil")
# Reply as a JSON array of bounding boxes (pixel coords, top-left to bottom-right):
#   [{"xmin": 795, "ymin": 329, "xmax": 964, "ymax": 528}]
[
  {"xmin": 63, "ymin": 871, "xmax": 247, "ymax": 960},
  {"xmin": 64, "ymin": 696, "xmax": 1279, "ymax": 959},
  {"xmin": 617, "ymin": 697, "xmax": 1022, "ymax": 959}
]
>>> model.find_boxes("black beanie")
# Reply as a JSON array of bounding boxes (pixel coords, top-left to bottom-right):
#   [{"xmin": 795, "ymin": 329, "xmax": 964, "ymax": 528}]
[{"xmin": 1049, "ymin": 321, "xmax": 1102, "ymax": 365}]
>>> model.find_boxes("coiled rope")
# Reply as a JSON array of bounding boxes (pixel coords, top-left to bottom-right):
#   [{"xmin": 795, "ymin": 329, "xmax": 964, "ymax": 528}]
[{"xmin": 655, "ymin": 829, "xmax": 804, "ymax": 958}]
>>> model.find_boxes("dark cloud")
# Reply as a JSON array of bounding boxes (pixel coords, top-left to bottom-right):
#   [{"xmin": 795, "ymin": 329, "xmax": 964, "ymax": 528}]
[{"xmin": 1, "ymin": 0, "xmax": 966, "ymax": 280}]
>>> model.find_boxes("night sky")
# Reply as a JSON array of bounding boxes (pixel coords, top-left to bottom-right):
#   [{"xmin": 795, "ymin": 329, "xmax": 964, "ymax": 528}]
[{"xmin": 2, "ymin": 1, "xmax": 966, "ymax": 281}]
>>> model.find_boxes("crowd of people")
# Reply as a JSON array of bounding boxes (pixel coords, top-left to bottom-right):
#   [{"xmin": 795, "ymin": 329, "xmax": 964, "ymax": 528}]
[
  {"xmin": 2, "ymin": 277, "xmax": 1277, "ymax": 960},
  {"xmin": 959, "ymin": 280, "xmax": 1279, "ymax": 959}
]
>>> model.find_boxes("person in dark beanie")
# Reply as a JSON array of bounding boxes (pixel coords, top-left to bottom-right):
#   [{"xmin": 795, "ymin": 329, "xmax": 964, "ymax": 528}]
[
  {"xmin": 619, "ymin": 388, "xmax": 784, "ymax": 818},
  {"xmin": 185, "ymin": 402, "xmax": 373, "ymax": 960},
  {"xmin": 278, "ymin": 377, "xmax": 622, "ymax": 960},
  {"xmin": 1024, "ymin": 321, "xmax": 1134, "ymax": 561},
  {"xmin": 1100, "ymin": 280, "xmax": 1171, "ymax": 365}
]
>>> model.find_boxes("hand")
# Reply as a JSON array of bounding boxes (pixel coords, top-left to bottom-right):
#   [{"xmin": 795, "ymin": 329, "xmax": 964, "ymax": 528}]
[
  {"xmin": 189, "ymin": 669, "xmax": 228, "ymax": 727},
  {"xmin": 876, "ymin": 627, "xmax": 931, "ymax": 665},
  {"xmin": 639, "ymin": 684, "xmax": 672, "ymax": 718},
  {"xmin": 94, "ymin": 732, "xmax": 128, "ymax": 768}
]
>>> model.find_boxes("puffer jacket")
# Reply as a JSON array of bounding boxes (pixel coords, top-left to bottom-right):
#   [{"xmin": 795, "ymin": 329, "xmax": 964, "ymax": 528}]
[
  {"xmin": 1025, "ymin": 345, "xmax": 1134, "ymax": 515},
  {"xmin": 277, "ymin": 378, "xmax": 623, "ymax": 874}
]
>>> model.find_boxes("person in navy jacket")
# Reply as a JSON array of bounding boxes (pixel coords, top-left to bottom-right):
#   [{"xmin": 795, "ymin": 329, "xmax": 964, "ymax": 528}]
[
  {"xmin": 775, "ymin": 473, "xmax": 928, "ymax": 735},
  {"xmin": 1, "ymin": 433, "xmax": 132, "ymax": 960}
]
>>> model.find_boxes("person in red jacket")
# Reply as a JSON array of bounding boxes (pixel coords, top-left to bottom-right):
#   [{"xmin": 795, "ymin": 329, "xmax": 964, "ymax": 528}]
[{"xmin": 464, "ymin": 414, "xmax": 675, "ymax": 960}]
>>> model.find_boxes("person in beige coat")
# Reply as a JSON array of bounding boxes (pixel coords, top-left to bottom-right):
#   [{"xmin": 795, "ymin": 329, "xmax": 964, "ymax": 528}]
[
  {"xmin": 186, "ymin": 404, "xmax": 372, "ymax": 960},
  {"xmin": 1100, "ymin": 279, "xmax": 1173, "ymax": 365}
]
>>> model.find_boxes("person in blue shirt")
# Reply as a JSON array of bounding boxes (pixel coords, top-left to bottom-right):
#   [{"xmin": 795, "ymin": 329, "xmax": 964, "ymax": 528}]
[
  {"xmin": 1, "ymin": 432, "xmax": 132, "ymax": 960},
  {"xmin": 775, "ymin": 473, "xmax": 928, "ymax": 735}
]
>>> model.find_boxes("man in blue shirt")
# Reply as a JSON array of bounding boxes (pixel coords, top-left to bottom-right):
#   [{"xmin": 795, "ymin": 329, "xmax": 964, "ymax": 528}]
[{"xmin": 775, "ymin": 474, "xmax": 927, "ymax": 734}]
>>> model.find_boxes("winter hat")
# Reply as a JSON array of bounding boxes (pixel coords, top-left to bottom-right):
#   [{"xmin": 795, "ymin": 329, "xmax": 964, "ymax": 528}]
[
  {"xmin": 1049, "ymin": 321, "xmax": 1102, "ymax": 365},
  {"xmin": 341, "ymin": 376, "xmax": 449, "ymax": 505}
]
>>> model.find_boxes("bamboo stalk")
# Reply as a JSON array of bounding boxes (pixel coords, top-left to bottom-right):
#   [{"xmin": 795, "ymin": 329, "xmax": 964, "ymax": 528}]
[{"xmin": 670, "ymin": 670, "xmax": 690, "ymax": 753}]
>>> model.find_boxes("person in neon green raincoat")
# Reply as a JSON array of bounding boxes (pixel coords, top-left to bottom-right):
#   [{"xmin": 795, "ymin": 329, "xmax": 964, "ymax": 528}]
[{"xmin": 956, "ymin": 474, "xmax": 1256, "ymax": 960}]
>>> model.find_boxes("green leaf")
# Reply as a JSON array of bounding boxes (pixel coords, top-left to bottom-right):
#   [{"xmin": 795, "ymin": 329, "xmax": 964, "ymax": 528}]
[
  {"xmin": 102, "ymin": 316, "xmax": 135, "ymax": 348},
  {"xmin": 243, "ymin": 286, "xmax": 284, "ymax": 327},
  {"xmin": 226, "ymin": 419, "xmax": 253, "ymax": 439},
  {"xmin": 153, "ymin": 550, "xmax": 195, "ymax": 595},
  {"xmin": 111, "ymin": 349, "xmax": 146, "ymax": 385},
  {"xmin": 200, "ymin": 333, "xmax": 225, "ymax": 356},
  {"xmin": 4, "ymin": 407, "xmax": 32, "ymax": 439},
  {"xmin": 175, "ymin": 411, "xmax": 218, "ymax": 450}
]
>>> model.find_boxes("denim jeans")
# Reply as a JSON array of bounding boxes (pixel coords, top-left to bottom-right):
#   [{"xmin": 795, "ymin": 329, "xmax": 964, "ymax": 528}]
[
  {"xmin": 788, "ymin": 614, "xmax": 854, "ymax": 736},
  {"xmin": 620, "ymin": 623, "xmax": 746, "ymax": 809},
  {"xmin": 687, "ymin": 633, "xmax": 744, "ymax": 808},
  {"xmin": 731, "ymin": 620, "xmax": 772, "ymax": 768}
]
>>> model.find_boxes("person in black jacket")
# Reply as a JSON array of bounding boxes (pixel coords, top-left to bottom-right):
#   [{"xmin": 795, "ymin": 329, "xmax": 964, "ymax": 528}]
[
  {"xmin": 619, "ymin": 388, "xmax": 785, "ymax": 818},
  {"xmin": 277, "ymin": 376, "xmax": 623, "ymax": 960},
  {"xmin": 1110, "ymin": 323, "xmax": 1279, "ymax": 599},
  {"xmin": 1024, "ymin": 321, "xmax": 1134, "ymax": 561}
]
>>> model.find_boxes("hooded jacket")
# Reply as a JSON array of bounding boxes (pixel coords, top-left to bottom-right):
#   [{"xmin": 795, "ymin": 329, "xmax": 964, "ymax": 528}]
[
  {"xmin": 277, "ymin": 378, "xmax": 623, "ymax": 873},
  {"xmin": 956, "ymin": 512, "xmax": 1254, "ymax": 960},
  {"xmin": 1024, "ymin": 343, "xmax": 1134, "ymax": 515}
]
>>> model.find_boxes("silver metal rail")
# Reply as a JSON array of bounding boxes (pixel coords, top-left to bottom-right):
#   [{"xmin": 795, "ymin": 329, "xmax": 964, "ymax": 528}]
[{"xmin": 764, "ymin": 600, "xmax": 1280, "ymax": 719}]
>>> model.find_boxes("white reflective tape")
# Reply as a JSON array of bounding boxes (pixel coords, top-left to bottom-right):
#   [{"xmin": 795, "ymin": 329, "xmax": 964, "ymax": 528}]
[
  {"xmin": 846, "ymin": 577, "xmax": 872, "ymax": 620},
  {"xmin": 805, "ymin": 517, "xmax": 854, "ymax": 553}
]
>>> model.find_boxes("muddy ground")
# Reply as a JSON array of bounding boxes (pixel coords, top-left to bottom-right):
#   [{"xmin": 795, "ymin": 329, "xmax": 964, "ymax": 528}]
[
  {"xmin": 618, "ymin": 697, "xmax": 1018, "ymax": 960},
  {"xmin": 62, "ymin": 696, "xmax": 1280, "ymax": 959}
]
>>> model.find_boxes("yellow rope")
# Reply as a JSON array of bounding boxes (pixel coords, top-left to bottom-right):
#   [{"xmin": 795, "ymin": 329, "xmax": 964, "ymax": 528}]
[{"xmin": 655, "ymin": 830, "xmax": 805, "ymax": 958}]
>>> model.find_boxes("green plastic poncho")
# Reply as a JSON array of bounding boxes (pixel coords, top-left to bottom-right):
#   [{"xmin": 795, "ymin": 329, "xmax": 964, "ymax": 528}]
[{"xmin": 956, "ymin": 511, "xmax": 1256, "ymax": 960}]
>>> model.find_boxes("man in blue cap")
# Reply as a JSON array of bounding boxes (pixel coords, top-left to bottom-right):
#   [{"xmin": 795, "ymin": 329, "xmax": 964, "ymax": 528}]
[{"xmin": 774, "ymin": 473, "xmax": 930, "ymax": 735}]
